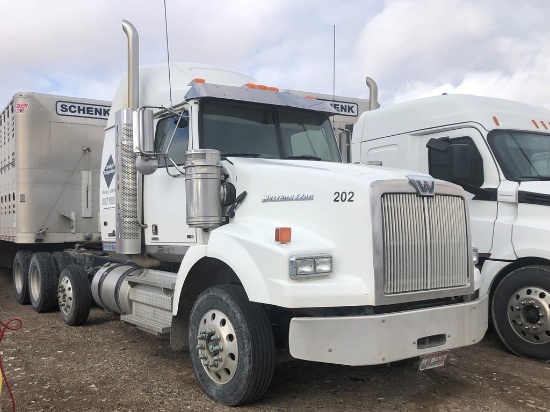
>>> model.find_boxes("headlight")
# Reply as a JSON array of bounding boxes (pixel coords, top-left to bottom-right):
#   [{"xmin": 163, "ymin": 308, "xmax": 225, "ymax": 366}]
[{"xmin": 290, "ymin": 255, "xmax": 332, "ymax": 279}]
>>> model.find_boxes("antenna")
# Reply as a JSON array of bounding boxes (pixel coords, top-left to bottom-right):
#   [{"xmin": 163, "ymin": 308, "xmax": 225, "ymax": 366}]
[
  {"xmin": 332, "ymin": 25, "xmax": 336, "ymax": 103},
  {"xmin": 163, "ymin": 0, "xmax": 173, "ymax": 107}
]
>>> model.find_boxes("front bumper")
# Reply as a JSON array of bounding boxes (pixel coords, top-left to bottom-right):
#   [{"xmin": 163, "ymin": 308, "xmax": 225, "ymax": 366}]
[{"xmin": 288, "ymin": 294, "xmax": 488, "ymax": 366}]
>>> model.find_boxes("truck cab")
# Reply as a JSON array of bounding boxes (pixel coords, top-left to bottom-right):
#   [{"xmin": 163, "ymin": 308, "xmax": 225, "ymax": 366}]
[{"xmin": 353, "ymin": 94, "xmax": 550, "ymax": 360}]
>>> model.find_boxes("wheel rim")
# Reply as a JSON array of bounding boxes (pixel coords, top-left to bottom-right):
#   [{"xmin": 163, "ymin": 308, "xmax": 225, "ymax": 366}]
[
  {"xmin": 57, "ymin": 275, "xmax": 74, "ymax": 316},
  {"xmin": 29, "ymin": 264, "xmax": 41, "ymax": 301},
  {"xmin": 195, "ymin": 309, "xmax": 238, "ymax": 384},
  {"xmin": 507, "ymin": 286, "xmax": 550, "ymax": 344},
  {"xmin": 14, "ymin": 262, "xmax": 24, "ymax": 294}
]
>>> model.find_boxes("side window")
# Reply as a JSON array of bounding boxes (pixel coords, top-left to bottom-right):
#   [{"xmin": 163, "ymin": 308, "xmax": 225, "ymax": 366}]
[
  {"xmin": 155, "ymin": 114, "xmax": 189, "ymax": 166},
  {"xmin": 428, "ymin": 136, "xmax": 484, "ymax": 187}
]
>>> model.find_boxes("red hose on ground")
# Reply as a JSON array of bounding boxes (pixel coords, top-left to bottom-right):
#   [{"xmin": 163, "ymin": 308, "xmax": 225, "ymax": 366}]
[{"xmin": 0, "ymin": 317, "xmax": 23, "ymax": 412}]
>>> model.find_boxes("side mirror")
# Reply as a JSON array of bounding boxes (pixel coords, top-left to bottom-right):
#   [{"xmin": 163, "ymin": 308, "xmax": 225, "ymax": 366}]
[
  {"xmin": 426, "ymin": 137, "xmax": 449, "ymax": 152},
  {"xmin": 133, "ymin": 108, "xmax": 155, "ymax": 153},
  {"xmin": 449, "ymin": 144, "xmax": 471, "ymax": 182},
  {"xmin": 133, "ymin": 108, "xmax": 158, "ymax": 175},
  {"xmin": 338, "ymin": 129, "xmax": 351, "ymax": 163}
]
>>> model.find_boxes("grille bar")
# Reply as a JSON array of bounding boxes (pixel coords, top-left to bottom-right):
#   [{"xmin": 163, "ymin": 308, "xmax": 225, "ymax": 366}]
[{"xmin": 382, "ymin": 194, "xmax": 468, "ymax": 294}]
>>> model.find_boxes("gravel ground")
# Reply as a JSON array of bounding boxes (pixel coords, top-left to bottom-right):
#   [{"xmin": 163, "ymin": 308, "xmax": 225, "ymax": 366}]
[{"xmin": 1, "ymin": 267, "xmax": 549, "ymax": 412}]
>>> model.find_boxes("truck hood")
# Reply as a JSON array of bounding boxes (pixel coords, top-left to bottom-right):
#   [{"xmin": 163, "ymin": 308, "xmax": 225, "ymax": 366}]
[{"xmin": 221, "ymin": 156, "xmax": 428, "ymax": 253}]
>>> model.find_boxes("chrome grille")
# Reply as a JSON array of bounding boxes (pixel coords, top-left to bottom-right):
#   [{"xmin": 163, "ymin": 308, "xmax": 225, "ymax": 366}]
[{"xmin": 381, "ymin": 194, "xmax": 469, "ymax": 294}]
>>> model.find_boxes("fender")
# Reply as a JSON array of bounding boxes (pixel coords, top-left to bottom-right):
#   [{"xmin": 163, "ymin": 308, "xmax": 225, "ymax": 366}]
[
  {"xmin": 172, "ymin": 217, "xmax": 353, "ymax": 315},
  {"xmin": 172, "ymin": 245, "xmax": 207, "ymax": 316}
]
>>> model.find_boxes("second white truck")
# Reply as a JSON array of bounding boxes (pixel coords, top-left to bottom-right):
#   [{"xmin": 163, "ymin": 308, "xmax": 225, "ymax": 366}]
[{"xmin": 353, "ymin": 89, "xmax": 550, "ymax": 360}]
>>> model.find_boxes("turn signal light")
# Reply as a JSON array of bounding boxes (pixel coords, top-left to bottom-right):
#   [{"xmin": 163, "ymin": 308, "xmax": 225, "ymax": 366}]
[{"xmin": 275, "ymin": 227, "xmax": 292, "ymax": 243}]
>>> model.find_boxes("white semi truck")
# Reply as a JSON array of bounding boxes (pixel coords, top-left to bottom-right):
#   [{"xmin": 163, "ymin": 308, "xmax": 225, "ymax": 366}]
[
  {"xmin": 353, "ymin": 86, "xmax": 550, "ymax": 361},
  {"xmin": 0, "ymin": 92, "xmax": 109, "ymax": 310},
  {"xmin": 9, "ymin": 22, "xmax": 487, "ymax": 405}
]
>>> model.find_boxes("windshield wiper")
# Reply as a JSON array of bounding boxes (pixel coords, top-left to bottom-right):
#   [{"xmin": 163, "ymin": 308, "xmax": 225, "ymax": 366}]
[
  {"xmin": 221, "ymin": 153, "xmax": 260, "ymax": 158},
  {"xmin": 516, "ymin": 175, "xmax": 550, "ymax": 181},
  {"xmin": 285, "ymin": 155, "xmax": 322, "ymax": 161}
]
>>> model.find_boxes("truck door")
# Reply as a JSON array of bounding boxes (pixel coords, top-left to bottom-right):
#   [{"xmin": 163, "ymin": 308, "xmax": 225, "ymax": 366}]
[
  {"xmin": 143, "ymin": 112, "xmax": 197, "ymax": 247},
  {"xmin": 421, "ymin": 128, "xmax": 500, "ymax": 255}
]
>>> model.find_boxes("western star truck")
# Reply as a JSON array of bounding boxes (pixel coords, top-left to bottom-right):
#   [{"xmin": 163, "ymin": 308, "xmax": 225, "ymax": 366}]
[
  {"xmin": 353, "ymin": 84, "xmax": 550, "ymax": 361},
  {"xmin": 8, "ymin": 22, "xmax": 487, "ymax": 405}
]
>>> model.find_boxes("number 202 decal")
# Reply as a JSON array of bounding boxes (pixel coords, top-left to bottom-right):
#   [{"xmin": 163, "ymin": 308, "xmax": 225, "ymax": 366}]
[{"xmin": 333, "ymin": 191, "xmax": 354, "ymax": 202}]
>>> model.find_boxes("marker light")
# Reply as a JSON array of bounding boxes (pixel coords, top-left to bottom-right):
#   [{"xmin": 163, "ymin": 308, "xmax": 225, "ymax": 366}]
[
  {"xmin": 192, "ymin": 78, "xmax": 206, "ymax": 83},
  {"xmin": 245, "ymin": 83, "xmax": 258, "ymax": 89},
  {"xmin": 532, "ymin": 120, "xmax": 540, "ymax": 129},
  {"xmin": 492, "ymin": 116, "xmax": 500, "ymax": 126},
  {"xmin": 257, "ymin": 85, "xmax": 269, "ymax": 90},
  {"xmin": 472, "ymin": 247, "xmax": 479, "ymax": 265},
  {"xmin": 268, "ymin": 86, "xmax": 279, "ymax": 92},
  {"xmin": 541, "ymin": 121, "xmax": 548, "ymax": 130},
  {"xmin": 275, "ymin": 227, "xmax": 292, "ymax": 243}
]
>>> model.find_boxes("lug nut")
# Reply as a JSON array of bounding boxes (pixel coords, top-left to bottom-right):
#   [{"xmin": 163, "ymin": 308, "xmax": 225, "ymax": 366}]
[
  {"xmin": 200, "ymin": 328, "xmax": 215, "ymax": 336},
  {"xmin": 197, "ymin": 335, "xmax": 206, "ymax": 341},
  {"xmin": 210, "ymin": 334, "xmax": 221, "ymax": 342},
  {"xmin": 199, "ymin": 354, "xmax": 207, "ymax": 360},
  {"xmin": 213, "ymin": 355, "xmax": 222, "ymax": 362},
  {"xmin": 196, "ymin": 344, "xmax": 205, "ymax": 350},
  {"xmin": 521, "ymin": 301, "xmax": 526, "ymax": 305}
]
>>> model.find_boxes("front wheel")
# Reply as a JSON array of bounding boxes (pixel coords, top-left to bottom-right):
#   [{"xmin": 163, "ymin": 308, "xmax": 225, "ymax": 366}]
[
  {"xmin": 492, "ymin": 265, "xmax": 550, "ymax": 360},
  {"xmin": 58, "ymin": 265, "xmax": 91, "ymax": 326},
  {"xmin": 188, "ymin": 284, "xmax": 275, "ymax": 406}
]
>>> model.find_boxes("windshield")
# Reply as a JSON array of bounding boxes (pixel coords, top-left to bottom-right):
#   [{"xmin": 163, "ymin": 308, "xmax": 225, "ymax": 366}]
[
  {"xmin": 199, "ymin": 99, "xmax": 341, "ymax": 162},
  {"xmin": 488, "ymin": 130, "xmax": 550, "ymax": 181}
]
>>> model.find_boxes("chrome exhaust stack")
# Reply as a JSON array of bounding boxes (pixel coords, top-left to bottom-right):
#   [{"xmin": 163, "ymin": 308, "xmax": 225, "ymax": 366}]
[
  {"xmin": 122, "ymin": 20, "xmax": 139, "ymax": 109},
  {"xmin": 366, "ymin": 77, "xmax": 379, "ymax": 110}
]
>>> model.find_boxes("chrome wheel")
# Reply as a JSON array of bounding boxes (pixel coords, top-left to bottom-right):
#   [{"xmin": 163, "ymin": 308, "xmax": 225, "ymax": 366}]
[
  {"xmin": 58, "ymin": 274, "xmax": 74, "ymax": 317},
  {"xmin": 29, "ymin": 264, "xmax": 41, "ymax": 303},
  {"xmin": 196, "ymin": 309, "xmax": 239, "ymax": 384},
  {"xmin": 14, "ymin": 262, "xmax": 24, "ymax": 294},
  {"xmin": 508, "ymin": 286, "xmax": 550, "ymax": 344}
]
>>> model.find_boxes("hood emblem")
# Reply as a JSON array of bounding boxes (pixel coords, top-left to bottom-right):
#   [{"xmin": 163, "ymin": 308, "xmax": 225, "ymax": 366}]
[{"xmin": 407, "ymin": 174, "xmax": 435, "ymax": 196}]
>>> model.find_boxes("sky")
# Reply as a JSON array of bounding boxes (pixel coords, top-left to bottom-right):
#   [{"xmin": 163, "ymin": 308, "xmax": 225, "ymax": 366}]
[{"xmin": 1, "ymin": 0, "xmax": 549, "ymax": 110}]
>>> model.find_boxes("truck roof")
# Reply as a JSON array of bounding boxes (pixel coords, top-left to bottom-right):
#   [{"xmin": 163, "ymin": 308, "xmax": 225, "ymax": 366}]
[
  {"xmin": 108, "ymin": 62, "xmax": 257, "ymax": 126},
  {"xmin": 356, "ymin": 94, "xmax": 550, "ymax": 140}
]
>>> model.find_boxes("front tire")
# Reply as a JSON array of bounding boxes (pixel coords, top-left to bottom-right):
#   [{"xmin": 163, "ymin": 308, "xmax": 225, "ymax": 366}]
[
  {"xmin": 13, "ymin": 250, "xmax": 33, "ymax": 304},
  {"xmin": 58, "ymin": 264, "xmax": 91, "ymax": 326},
  {"xmin": 492, "ymin": 265, "xmax": 550, "ymax": 360},
  {"xmin": 188, "ymin": 284, "xmax": 275, "ymax": 406},
  {"xmin": 29, "ymin": 252, "xmax": 58, "ymax": 313}
]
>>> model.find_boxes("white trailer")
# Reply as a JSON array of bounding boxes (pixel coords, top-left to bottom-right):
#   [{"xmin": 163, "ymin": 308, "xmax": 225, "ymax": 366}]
[
  {"xmin": 0, "ymin": 92, "xmax": 109, "ymax": 310},
  {"xmin": 13, "ymin": 22, "xmax": 487, "ymax": 406},
  {"xmin": 352, "ymin": 89, "xmax": 550, "ymax": 360}
]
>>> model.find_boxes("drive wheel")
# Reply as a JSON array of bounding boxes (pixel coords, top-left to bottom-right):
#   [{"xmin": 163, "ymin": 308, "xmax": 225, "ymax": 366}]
[
  {"xmin": 188, "ymin": 284, "xmax": 275, "ymax": 406},
  {"xmin": 13, "ymin": 250, "xmax": 33, "ymax": 304},
  {"xmin": 492, "ymin": 265, "xmax": 550, "ymax": 360},
  {"xmin": 29, "ymin": 252, "xmax": 59, "ymax": 313},
  {"xmin": 52, "ymin": 251, "xmax": 75, "ymax": 276},
  {"xmin": 58, "ymin": 264, "xmax": 91, "ymax": 326}
]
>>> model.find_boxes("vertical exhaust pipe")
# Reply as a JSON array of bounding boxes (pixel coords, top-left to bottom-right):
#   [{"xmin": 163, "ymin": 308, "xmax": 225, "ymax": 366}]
[
  {"xmin": 122, "ymin": 20, "xmax": 139, "ymax": 109},
  {"xmin": 115, "ymin": 20, "xmax": 141, "ymax": 256},
  {"xmin": 366, "ymin": 77, "xmax": 379, "ymax": 110}
]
